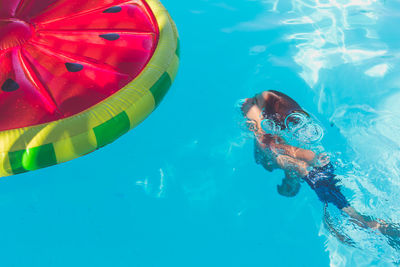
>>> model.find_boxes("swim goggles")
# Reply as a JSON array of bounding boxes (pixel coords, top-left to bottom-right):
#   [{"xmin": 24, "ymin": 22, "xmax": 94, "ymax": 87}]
[
  {"xmin": 284, "ymin": 112, "xmax": 324, "ymax": 143},
  {"xmin": 260, "ymin": 118, "xmax": 280, "ymax": 135}
]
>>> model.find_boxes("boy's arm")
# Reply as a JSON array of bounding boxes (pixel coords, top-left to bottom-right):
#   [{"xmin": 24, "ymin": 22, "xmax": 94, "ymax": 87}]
[
  {"xmin": 270, "ymin": 142, "xmax": 316, "ymax": 164},
  {"xmin": 269, "ymin": 140, "xmax": 330, "ymax": 167}
]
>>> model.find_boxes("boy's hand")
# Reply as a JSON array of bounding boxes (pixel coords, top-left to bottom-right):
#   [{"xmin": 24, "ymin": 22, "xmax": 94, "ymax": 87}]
[{"xmin": 313, "ymin": 153, "xmax": 330, "ymax": 167}]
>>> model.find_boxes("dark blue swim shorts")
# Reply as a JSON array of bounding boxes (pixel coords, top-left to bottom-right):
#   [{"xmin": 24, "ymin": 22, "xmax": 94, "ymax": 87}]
[{"xmin": 303, "ymin": 163, "xmax": 350, "ymax": 209}]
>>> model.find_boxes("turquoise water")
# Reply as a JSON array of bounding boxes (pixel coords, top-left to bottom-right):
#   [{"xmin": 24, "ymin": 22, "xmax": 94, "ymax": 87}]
[{"xmin": 3, "ymin": 0, "xmax": 400, "ymax": 266}]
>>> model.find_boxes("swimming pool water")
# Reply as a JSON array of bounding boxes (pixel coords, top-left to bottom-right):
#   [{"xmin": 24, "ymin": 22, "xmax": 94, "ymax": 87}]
[{"xmin": 2, "ymin": 0, "xmax": 400, "ymax": 266}]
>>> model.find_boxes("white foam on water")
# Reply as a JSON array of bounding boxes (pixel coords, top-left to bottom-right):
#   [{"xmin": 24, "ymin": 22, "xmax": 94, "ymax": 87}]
[{"xmin": 329, "ymin": 102, "xmax": 400, "ymax": 264}]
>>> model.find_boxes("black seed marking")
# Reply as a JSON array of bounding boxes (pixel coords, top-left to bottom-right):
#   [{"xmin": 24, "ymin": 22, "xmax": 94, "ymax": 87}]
[
  {"xmin": 65, "ymin": 63, "xmax": 84, "ymax": 72},
  {"xmin": 103, "ymin": 6, "xmax": 122, "ymax": 13},
  {"xmin": 2, "ymin": 79, "xmax": 19, "ymax": 92},
  {"xmin": 99, "ymin": 33, "xmax": 120, "ymax": 41}
]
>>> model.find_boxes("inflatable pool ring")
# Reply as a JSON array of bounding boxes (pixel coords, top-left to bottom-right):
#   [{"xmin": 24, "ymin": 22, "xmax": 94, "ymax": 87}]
[{"xmin": 0, "ymin": 0, "xmax": 179, "ymax": 176}]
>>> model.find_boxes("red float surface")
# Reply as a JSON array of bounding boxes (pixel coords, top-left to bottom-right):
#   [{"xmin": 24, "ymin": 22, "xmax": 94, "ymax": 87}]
[{"xmin": 0, "ymin": 0, "xmax": 159, "ymax": 131}]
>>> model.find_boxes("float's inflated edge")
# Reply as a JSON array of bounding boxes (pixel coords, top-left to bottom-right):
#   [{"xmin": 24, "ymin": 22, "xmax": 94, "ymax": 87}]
[{"xmin": 0, "ymin": 0, "xmax": 179, "ymax": 176}]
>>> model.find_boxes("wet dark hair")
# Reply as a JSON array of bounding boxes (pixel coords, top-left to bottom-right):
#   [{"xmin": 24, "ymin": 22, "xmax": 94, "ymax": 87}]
[
  {"xmin": 277, "ymin": 177, "xmax": 301, "ymax": 197},
  {"xmin": 241, "ymin": 91, "xmax": 309, "ymax": 128}
]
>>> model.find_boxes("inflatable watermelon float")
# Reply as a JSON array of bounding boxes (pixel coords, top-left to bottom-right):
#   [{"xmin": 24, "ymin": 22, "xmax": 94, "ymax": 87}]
[{"xmin": 0, "ymin": 0, "xmax": 179, "ymax": 176}]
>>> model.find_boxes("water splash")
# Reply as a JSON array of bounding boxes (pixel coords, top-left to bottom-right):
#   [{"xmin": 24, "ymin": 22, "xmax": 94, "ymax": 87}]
[
  {"xmin": 242, "ymin": 0, "xmax": 400, "ymax": 264},
  {"xmin": 326, "ymin": 104, "xmax": 400, "ymax": 263}
]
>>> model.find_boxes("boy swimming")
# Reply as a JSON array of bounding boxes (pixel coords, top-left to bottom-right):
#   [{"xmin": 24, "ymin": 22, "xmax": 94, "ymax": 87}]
[{"xmin": 241, "ymin": 90, "xmax": 400, "ymax": 239}]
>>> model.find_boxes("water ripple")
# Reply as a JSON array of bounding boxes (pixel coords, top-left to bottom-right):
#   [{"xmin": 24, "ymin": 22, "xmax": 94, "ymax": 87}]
[{"xmin": 281, "ymin": 0, "xmax": 386, "ymax": 87}]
